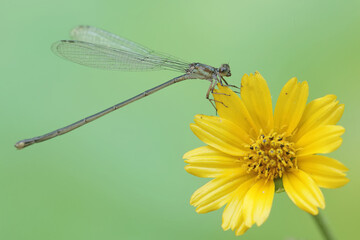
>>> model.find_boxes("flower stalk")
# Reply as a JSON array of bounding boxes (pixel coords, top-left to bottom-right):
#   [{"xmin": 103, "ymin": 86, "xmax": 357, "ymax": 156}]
[{"xmin": 312, "ymin": 211, "xmax": 336, "ymax": 240}]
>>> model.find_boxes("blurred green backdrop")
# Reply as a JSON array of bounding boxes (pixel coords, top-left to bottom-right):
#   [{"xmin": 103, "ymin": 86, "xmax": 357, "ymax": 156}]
[{"xmin": 1, "ymin": 0, "xmax": 359, "ymax": 239}]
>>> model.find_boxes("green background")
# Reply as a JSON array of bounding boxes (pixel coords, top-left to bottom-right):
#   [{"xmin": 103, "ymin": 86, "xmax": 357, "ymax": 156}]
[{"xmin": 1, "ymin": 0, "xmax": 359, "ymax": 239}]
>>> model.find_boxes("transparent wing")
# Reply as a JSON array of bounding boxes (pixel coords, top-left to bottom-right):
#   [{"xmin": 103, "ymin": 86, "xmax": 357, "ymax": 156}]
[
  {"xmin": 70, "ymin": 25, "xmax": 151, "ymax": 55},
  {"xmin": 51, "ymin": 26, "xmax": 190, "ymax": 72}
]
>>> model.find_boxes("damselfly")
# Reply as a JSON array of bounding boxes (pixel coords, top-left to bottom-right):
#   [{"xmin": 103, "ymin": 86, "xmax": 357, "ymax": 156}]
[{"xmin": 15, "ymin": 26, "xmax": 232, "ymax": 149}]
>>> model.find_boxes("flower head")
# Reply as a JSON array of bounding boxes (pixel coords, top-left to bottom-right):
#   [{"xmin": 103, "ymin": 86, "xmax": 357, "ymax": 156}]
[{"xmin": 184, "ymin": 72, "xmax": 349, "ymax": 236}]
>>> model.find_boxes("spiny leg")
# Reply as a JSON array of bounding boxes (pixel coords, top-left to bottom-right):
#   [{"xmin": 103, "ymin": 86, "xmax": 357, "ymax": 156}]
[
  {"xmin": 210, "ymin": 85, "xmax": 229, "ymax": 109},
  {"xmin": 220, "ymin": 76, "xmax": 240, "ymax": 89},
  {"xmin": 226, "ymin": 85, "xmax": 240, "ymax": 89},
  {"xmin": 222, "ymin": 77, "xmax": 229, "ymax": 85},
  {"xmin": 205, "ymin": 79, "xmax": 217, "ymax": 100},
  {"xmin": 206, "ymin": 79, "xmax": 218, "ymax": 111},
  {"xmin": 209, "ymin": 99, "xmax": 217, "ymax": 112},
  {"xmin": 212, "ymin": 92, "xmax": 230, "ymax": 97},
  {"xmin": 205, "ymin": 78, "xmax": 230, "ymax": 113},
  {"xmin": 209, "ymin": 98, "xmax": 228, "ymax": 108}
]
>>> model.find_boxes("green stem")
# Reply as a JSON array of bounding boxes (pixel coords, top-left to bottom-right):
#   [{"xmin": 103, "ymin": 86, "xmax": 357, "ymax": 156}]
[{"xmin": 312, "ymin": 211, "xmax": 336, "ymax": 240}]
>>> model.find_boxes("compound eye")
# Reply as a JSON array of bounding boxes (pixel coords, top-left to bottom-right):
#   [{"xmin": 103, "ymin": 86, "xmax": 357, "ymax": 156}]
[{"xmin": 219, "ymin": 64, "xmax": 231, "ymax": 77}]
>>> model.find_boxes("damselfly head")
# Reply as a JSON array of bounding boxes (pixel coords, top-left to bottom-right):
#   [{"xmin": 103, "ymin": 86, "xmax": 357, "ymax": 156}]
[{"xmin": 219, "ymin": 64, "xmax": 231, "ymax": 77}]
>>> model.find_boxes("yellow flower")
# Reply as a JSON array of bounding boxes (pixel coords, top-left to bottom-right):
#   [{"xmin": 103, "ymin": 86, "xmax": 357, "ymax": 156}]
[{"xmin": 183, "ymin": 72, "xmax": 349, "ymax": 236}]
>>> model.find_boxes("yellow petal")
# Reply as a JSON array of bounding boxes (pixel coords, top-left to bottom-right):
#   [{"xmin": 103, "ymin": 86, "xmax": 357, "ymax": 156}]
[
  {"xmin": 240, "ymin": 72, "xmax": 274, "ymax": 135},
  {"xmin": 184, "ymin": 146, "xmax": 244, "ymax": 178},
  {"xmin": 293, "ymin": 95, "xmax": 344, "ymax": 142},
  {"xmin": 213, "ymin": 85, "xmax": 258, "ymax": 139},
  {"xmin": 242, "ymin": 178, "xmax": 275, "ymax": 227},
  {"xmin": 283, "ymin": 170, "xmax": 325, "ymax": 215},
  {"xmin": 222, "ymin": 178, "xmax": 255, "ymax": 232},
  {"xmin": 298, "ymin": 155, "xmax": 349, "ymax": 188},
  {"xmin": 234, "ymin": 223, "xmax": 250, "ymax": 236},
  {"xmin": 183, "ymin": 145, "xmax": 225, "ymax": 159},
  {"xmin": 274, "ymin": 78, "xmax": 309, "ymax": 135},
  {"xmin": 190, "ymin": 115, "xmax": 251, "ymax": 156},
  {"xmin": 295, "ymin": 125, "xmax": 345, "ymax": 156},
  {"xmin": 190, "ymin": 170, "xmax": 250, "ymax": 213}
]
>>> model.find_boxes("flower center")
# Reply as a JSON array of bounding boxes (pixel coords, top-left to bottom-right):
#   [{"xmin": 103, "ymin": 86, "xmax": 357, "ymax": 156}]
[{"xmin": 244, "ymin": 132, "xmax": 297, "ymax": 181}]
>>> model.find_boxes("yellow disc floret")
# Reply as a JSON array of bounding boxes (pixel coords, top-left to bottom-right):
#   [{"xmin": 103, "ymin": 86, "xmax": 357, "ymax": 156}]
[{"xmin": 245, "ymin": 132, "xmax": 297, "ymax": 181}]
